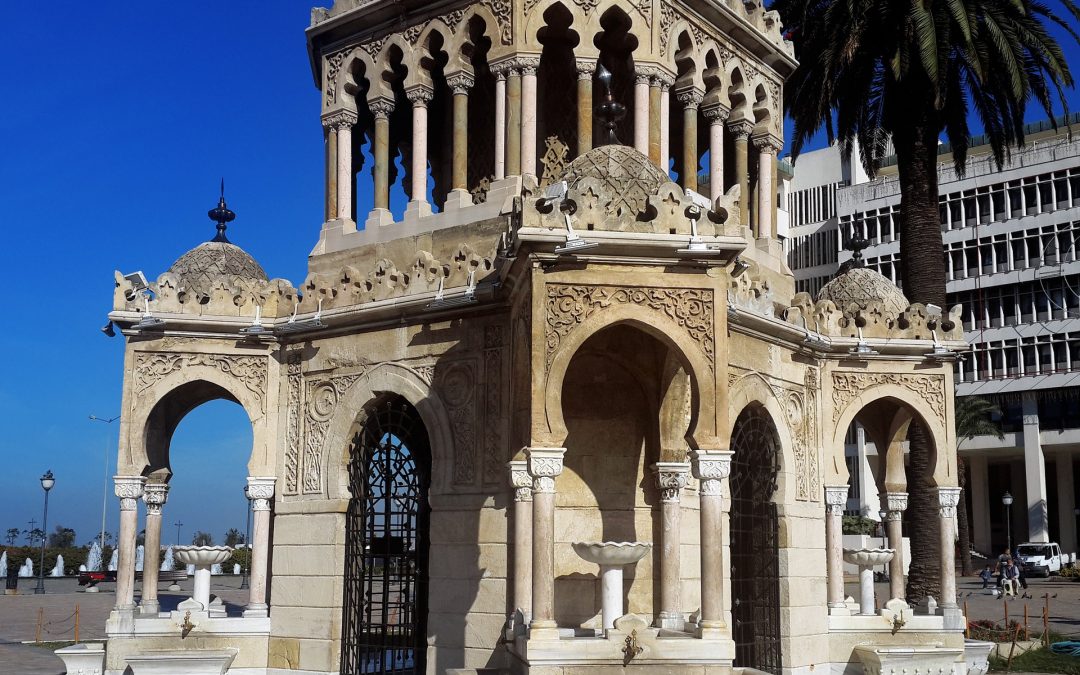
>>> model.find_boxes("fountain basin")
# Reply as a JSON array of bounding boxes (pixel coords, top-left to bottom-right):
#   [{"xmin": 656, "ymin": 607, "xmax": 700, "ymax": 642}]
[
  {"xmin": 572, "ymin": 542, "xmax": 651, "ymax": 566},
  {"xmin": 55, "ymin": 643, "xmax": 105, "ymax": 675},
  {"xmin": 173, "ymin": 546, "xmax": 233, "ymax": 567},
  {"xmin": 843, "ymin": 548, "xmax": 895, "ymax": 615}
]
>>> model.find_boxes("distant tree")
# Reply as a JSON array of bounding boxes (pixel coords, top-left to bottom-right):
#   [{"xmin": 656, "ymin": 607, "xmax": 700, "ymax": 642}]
[
  {"xmin": 5, "ymin": 528, "xmax": 18, "ymax": 546},
  {"xmin": 224, "ymin": 528, "xmax": 245, "ymax": 547},
  {"xmin": 136, "ymin": 529, "xmax": 146, "ymax": 547},
  {"xmin": 47, "ymin": 526, "xmax": 76, "ymax": 548},
  {"xmin": 955, "ymin": 396, "xmax": 1004, "ymax": 576},
  {"xmin": 86, "ymin": 532, "xmax": 114, "ymax": 548},
  {"xmin": 24, "ymin": 528, "xmax": 44, "ymax": 546},
  {"xmin": 192, "ymin": 531, "xmax": 214, "ymax": 546}
]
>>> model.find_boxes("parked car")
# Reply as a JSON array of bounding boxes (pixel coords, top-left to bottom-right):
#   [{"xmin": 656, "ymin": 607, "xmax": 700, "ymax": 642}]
[
  {"xmin": 77, "ymin": 570, "xmax": 116, "ymax": 587},
  {"xmin": 1016, "ymin": 542, "xmax": 1068, "ymax": 577}
]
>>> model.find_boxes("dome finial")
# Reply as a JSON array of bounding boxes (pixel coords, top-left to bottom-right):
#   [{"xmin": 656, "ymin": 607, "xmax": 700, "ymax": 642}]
[
  {"xmin": 208, "ymin": 178, "xmax": 236, "ymax": 243},
  {"xmin": 594, "ymin": 63, "xmax": 626, "ymax": 146},
  {"xmin": 846, "ymin": 229, "xmax": 869, "ymax": 268}
]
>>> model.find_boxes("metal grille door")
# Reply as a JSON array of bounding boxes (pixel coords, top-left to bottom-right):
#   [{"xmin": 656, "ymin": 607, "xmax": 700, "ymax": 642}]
[
  {"xmin": 730, "ymin": 406, "xmax": 782, "ymax": 674},
  {"xmin": 341, "ymin": 397, "xmax": 431, "ymax": 675}
]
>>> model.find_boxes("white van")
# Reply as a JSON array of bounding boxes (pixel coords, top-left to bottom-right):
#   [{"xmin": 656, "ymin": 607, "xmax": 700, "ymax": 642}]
[{"xmin": 1016, "ymin": 542, "xmax": 1065, "ymax": 577}]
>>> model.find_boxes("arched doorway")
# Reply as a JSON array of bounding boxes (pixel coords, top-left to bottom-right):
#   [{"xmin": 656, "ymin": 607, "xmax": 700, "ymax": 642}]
[
  {"xmin": 340, "ymin": 395, "xmax": 432, "ymax": 675},
  {"xmin": 730, "ymin": 405, "xmax": 782, "ymax": 674}
]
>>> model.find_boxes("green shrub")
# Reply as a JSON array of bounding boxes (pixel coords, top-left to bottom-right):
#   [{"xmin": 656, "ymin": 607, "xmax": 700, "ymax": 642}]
[{"xmin": 842, "ymin": 515, "xmax": 878, "ymax": 535}]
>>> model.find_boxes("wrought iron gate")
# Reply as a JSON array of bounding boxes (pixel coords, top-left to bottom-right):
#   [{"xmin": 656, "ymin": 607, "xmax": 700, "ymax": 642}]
[
  {"xmin": 341, "ymin": 397, "xmax": 431, "ymax": 675},
  {"xmin": 730, "ymin": 405, "xmax": 782, "ymax": 674}
]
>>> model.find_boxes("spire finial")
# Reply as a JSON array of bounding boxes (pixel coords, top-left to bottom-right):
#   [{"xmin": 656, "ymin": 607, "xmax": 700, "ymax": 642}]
[
  {"xmin": 208, "ymin": 178, "xmax": 236, "ymax": 243},
  {"xmin": 594, "ymin": 62, "xmax": 626, "ymax": 146},
  {"xmin": 846, "ymin": 230, "xmax": 869, "ymax": 268}
]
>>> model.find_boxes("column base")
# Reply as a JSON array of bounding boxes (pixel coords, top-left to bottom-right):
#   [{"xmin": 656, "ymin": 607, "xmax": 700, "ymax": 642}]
[
  {"xmin": 942, "ymin": 606, "xmax": 965, "ymax": 631},
  {"xmin": 528, "ymin": 623, "xmax": 560, "ymax": 641},
  {"xmin": 404, "ymin": 199, "xmax": 433, "ymax": 220},
  {"xmin": 243, "ymin": 604, "xmax": 269, "ymax": 618},
  {"xmin": 139, "ymin": 600, "xmax": 160, "ymax": 616},
  {"xmin": 364, "ymin": 208, "xmax": 395, "ymax": 229},
  {"xmin": 697, "ymin": 622, "xmax": 728, "ymax": 640},
  {"xmin": 656, "ymin": 613, "xmax": 685, "ymax": 631},
  {"xmin": 444, "ymin": 188, "xmax": 475, "ymax": 211},
  {"xmin": 828, "ymin": 603, "xmax": 853, "ymax": 616},
  {"xmin": 105, "ymin": 607, "xmax": 138, "ymax": 636}
]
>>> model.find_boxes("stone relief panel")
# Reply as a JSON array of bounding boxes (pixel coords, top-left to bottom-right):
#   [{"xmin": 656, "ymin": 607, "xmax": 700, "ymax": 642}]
[
  {"xmin": 132, "ymin": 352, "xmax": 268, "ymax": 412},
  {"xmin": 831, "ymin": 372, "xmax": 947, "ymax": 425},
  {"xmin": 303, "ymin": 371, "xmax": 363, "ymax": 495},
  {"xmin": 482, "ymin": 326, "xmax": 507, "ymax": 486},
  {"xmin": 283, "ymin": 351, "xmax": 303, "ymax": 495},
  {"xmin": 545, "ymin": 284, "xmax": 715, "ymax": 371},
  {"xmin": 435, "ymin": 359, "xmax": 479, "ymax": 487}
]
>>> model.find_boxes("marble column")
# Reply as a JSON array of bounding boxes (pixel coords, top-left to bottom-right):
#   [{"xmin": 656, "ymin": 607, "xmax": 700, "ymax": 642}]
[
  {"xmin": 634, "ymin": 70, "xmax": 651, "ymax": 155},
  {"xmin": 113, "ymin": 476, "xmax": 146, "ymax": 614},
  {"xmin": 446, "ymin": 73, "xmax": 475, "ymax": 206},
  {"xmin": 324, "ymin": 125, "xmax": 337, "ymax": 220},
  {"xmin": 520, "ymin": 58, "xmax": 540, "ymax": 178},
  {"xmin": 677, "ymin": 89, "xmax": 703, "ymax": 193},
  {"xmin": 527, "ymin": 447, "xmax": 565, "ymax": 639},
  {"xmin": 244, "ymin": 477, "xmax": 276, "ymax": 618},
  {"xmin": 576, "ymin": 61, "xmax": 595, "ymax": 154},
  {"xmin": 140, "ymin": 483, "xmax": 169, "ymax": 615},
  {"xmin": 506, "ymin": 67, "xmax": 523, "ymax": 177},
  {"xmin": 369, "ymin": 98, "xmax": 394, "ymax": 213},
  {"xmin": 406, "ymin": 86, "xmax": 433, "ymax": 212},
  {"xmin": 509, "ymin": 461, "xmax": 533, "ymax": 628},
  {"xmin": 885, "ymin": 492, "xmax": 909, "ymax": 601},
  {"xmin": 659, "ymin": 77, "xmax": 673, "ymax": 173},
  {"xmin": 648, "ymin": 74, "xmax": 663, "ymax": 166},
  {"xmin": 729, "ymin": 119, "xmax": 754, "ymax": 228},
  {"xmin": 494, "ymin": 68, "xmax": 507, "ymax": 180},
  {"xmin": 1057, "ymin": 453, "xmax": 1077, "ymax": 553},
  {"xmin": 691, "ymin": 450, "xmax": 732, "ymax": 637},
  {"xmin": 824, "ymin": 485, "xmax": 849, "ymax": 611},
  {"xmin": 703, "ymin": 105, "xmax": 730, "ymax": 202},
  {"xmin": 653, "ymin": 462, "xmax": 690, "ymax": 629},
  {"xmin": 323, "ymin": 110, "xmax": 358, "ymax": 222},
  {"xmin": 753, "ymin": 135, "xmax": 780, "ymax": 239},
  {"xmin": 938, "ymin": 487, "xmax": 962, "ymax": 609}
]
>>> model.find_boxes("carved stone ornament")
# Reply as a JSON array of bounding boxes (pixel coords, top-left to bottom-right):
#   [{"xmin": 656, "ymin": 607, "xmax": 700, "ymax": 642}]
[
  {"xmin": 406, "ymin": 86, "xmax": 434, "ymax": 106},
  {"xmin": 559, "ymin": 145, "xmax": 671, "ymax": 217},
  {"xmin": 437, "ymin": 360, "xmax": 478, "ymax": 486},
  {"xmin": 248, "ymin": 477, "xmax": 276, "ymax": 512},
  {"xmin": 817, "ymin": 267, "xmax": 910, "ymax": 319},
  {"xmin": 727, "ymin": 118, "xmax": 756, "ymax": 140},
  {"xmin": 445, "ymin": 72, "xmax": 476, "ymax": 95},
  {"xmin": 143, "ymin": 483, "xmax": 169, "ymax": 516},
  {"xmin": 368, "ymin": 98, "xmax": 394, "ymax": 120},
  {"xmin": 115, "ymin": 476, "xmax": 147, "ymax": 511},
  {"xmin": 676, "ymin": 88, "xmax": 704, "ymax": 109},
  {"xmin": 653, "ymin": 462, "xmax": 691, "ymax": 503},
  {"xmin": 886, "ymin": 492, "xmax": 909, "ymax": 514},
  {"xmin": 703, "ymin": 105, "xmax": 731, "ymax": 123},
  {"xmin": 509, "ymin": 460, "xmax": 532, "ymax": 502},
  {"xmin": 546, "ymin": 285, "xmax": 714, "ymax": 371},
  {"xmin": 133, "ymin": 352, "xmax": 268, "ymax": 410},
  {"xmin": 324, "ymin": 48, "xmax": 352, "ymax": 106},
  {"xmin": 752, "ymin": 134, "xmax": 784, "ymax": 154},
  {"xmin": 576, "ymin": 60, "xmax": 597, "ymax": 80},
  {"xmin": 937, "ymin": 487, "xmax": 962, "ymax": 518},
  {"xmin": 284, "ymin": 352, "xmax": 302, "ymax": 495},
  {"xmin": 824, "ymin": 485, "xmax": 848, "ymax": 515},
  {"xmin": 526, "ymin": 447, "xmax": 565, "ymax": 493},
  {"xmin": 322, "ymin": 109, "xmax": 358, "ymax": 131},
  {"xmin": 831, "ymin": 372, "xmax": 946, "ymax": 425},
  {"xmin": 691, "ymin": 450, "xmax": 732, "ymax": 497},
  {"xmin": 304, "ymin": 372, "xmax": 362, "ymax": 494}
]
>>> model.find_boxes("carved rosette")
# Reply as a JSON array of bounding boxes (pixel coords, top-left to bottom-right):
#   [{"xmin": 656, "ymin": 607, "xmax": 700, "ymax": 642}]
[
  {"xmin": 527, "ymin": 447, "xmax": 565, "ymax": 495},
  {"xmin": 304, "ymin": 373, "xmax": 362, "ymax": 494},
  {"xmin": 886, "ymin": 492, "xmax": 909, "ymax": 521},
  {"xmin": 114, "ymin": 476, "xmax": 147, "ymax": 512},
  {"xmin": 824, "ymin": 485, "xmax": 848, "ymax": 516},
  {"xmin": 937, "ymin": 487, "xmax": 962, "ymax": 519},
  {"xmin": 653, "ymin": 462, "xmax": 691, "ymax": 503},
  {"xmin": 831, "ymin": 373, "xmax": 946, "ymax": 425},
  {"xmin": 691, "ymin": 450, "xmax": 732, "ymax": 498},
  {"xmin": 509, "ymin": 460, "xmax": 533, "ymax": 502},
  {"xmin": 143, "ymin": 483, "xmax": 169, "ymax": 517},
  {"xmin": 247, "ymin": 477, "xmax": 276, "ymax": 512}
]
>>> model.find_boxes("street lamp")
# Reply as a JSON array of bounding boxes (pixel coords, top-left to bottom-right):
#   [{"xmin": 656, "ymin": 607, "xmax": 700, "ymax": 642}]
[
  {"xmin": 89, "ymin": 415, "xmax": 119, "ymax": 552},
  {"xmin": 240, "ymin": 486, "xmax": 251, "ymax": 590},
  {"xmin": 34, "ymin": 471, "xmax": 55, "ymax": 594},
  {"xmin": 1002, "ymin": 491, "xmax": 1014, "ymax": 552}
]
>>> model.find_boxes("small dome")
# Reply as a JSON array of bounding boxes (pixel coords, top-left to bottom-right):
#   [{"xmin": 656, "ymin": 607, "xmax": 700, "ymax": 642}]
[
  {"xmin": 560, "ymin": 145, "xmax": 669, "ymax": 216},
  {"xmin": 168, "ymin": 241, "xmax": 268, "ymax": 295},
  {"xmin": 816, "ymin": 267, "xmax": 909, "ymax": 316}
]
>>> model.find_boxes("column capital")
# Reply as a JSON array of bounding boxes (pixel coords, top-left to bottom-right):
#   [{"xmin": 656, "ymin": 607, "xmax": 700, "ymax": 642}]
[
  {"xmin": 512, "ymin": 55, "xmax": 541, "ymax": 76},
  {"xmin": 322, "ymin": 108, "xmax": 358, "ymax": 131},
  {"xmin": 824, "ymin": 485, "xmax": 849, "ymax": 515},
  {"xmin": 247, "ymin": 476, "xmax": 276, "ymax": 512},
  {"xmin": 691, "ymin": 450, "xmax": 732, "ymax": 497},
  {"xmin": 143, "ymin": 482, "xmax": 169, "ymax": 516},
  {"xmin": 675, "ymin": 87, "xmax": 704, "ymax": 109},
  {"xmin": 937, "ymin": 486, "xmax": 962, "ymax": 518},
  {"xmin": 702, "ymin": 104, "xmax": 731, "ymax": 124},
  {"xmin": 368, "ymin": 97, "xmax": 395, "ymax": 120},
  {"xmin": 576, "ymin": 60, "xmax": 597, "ymax": 80},
  {"xmin": 653, "ymin": 462, "xmax": 691, "ymax": 502},
  {"xmin": 752, "ymin": 133, "xmax": 783, "ymax": 154},
  {"xmin": 114, "ymin": 475, "xmax": 147, "ymax": 511},
  {"xmin": 727, "ymin": 118, "xmax": 756, "ymax": 140},
  {"xmin": 509, "ymin": 460, "xmax": 533, "ymax": 502},
  {"xmin": 405, "ymin": 85, "xmax": 434, "ymax": 106},
  {"xmin": 445, "ymin": 71, "xmax": 476, "ymax": 95},
  {"xmin": 886, "ymin": 491, "xmax": 909, "ymax": 515},
  {"xmin": 526, "ymin": 447, "xmax": 565, "ymax": 494},
  {"xmin": 652, "ymin": 71, "xmax": 676, "ymax": 89}
]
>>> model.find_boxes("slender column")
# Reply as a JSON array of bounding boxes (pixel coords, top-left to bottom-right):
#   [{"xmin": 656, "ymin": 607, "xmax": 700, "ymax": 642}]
[
  {"xmin": 729, "ymin": 119, "xmax": 754, "ymax": 227},
  {"xmin": 506, "ymin": 68, "xmax": 522, "ymax": 177},
  {"xmin": 691, "ymin": 450, "xmax": 732, "ymax": 636},
  {"xmin": 244, "ymin": 477, "xmax": 276, "ymax": 618},
  {"xmin": 446, "ymin": 73, "xmax": 475, "ymax": 195},
  {"xmin": 509, "ymin": 462, "xmax": 533, "ymax": 627},
  {"xmin": 648, "ymin": 74, "xmax": 663, "ymax": 166},
  {"xmin": 677, "ymin": 89, "xmax": 703, "ymax": 193},
  {"xmin": 1023, "ymin": 392, "xmax": 1050, "ymax": 542},
  {"xmin": 323, "ymin": 110, "xmax": 358, "ymax": 222},
  {"xmin": 527, "ymin": 447, "xmax": 565, "ymax": 638},
  {"xmin": 969, "ymin": 454, "xmax": 992, "ymax": 554},
  {"xmin": 753, "ymin": 135, "xmax": 780, "ymax": 239},
  {"xmin": 520, "ymin": 59, "xmax": 540, "ymax": 178},
  {"xmin": 653, "ymin": 462, "xmax": 690, "ymax": 629},
  {"xmin": 576, "ymin": 61, "xmax": 595, "ymax": 154},
  {"xmin": 113, "ymin": 476, "xmax": 146, "ymax": 614},
  {"xmin": 886, "ymin": 492, "xmax": 909, "ymax": 601},
  {"xmin": 938, "ymin": 488, "xmax": 962, "ymax": 608},
  {"xmin": 703, "ymin": 105, "xmax": 730, "ymax": 202},
  {"xmin": 634, "ymin": 70, "xmax": 651, "ymax": 155},
  {"xmin": 824, "ymin": 485, "xmax": 849, "ymax": 611},
  {"xmin": 494, "ymin": 69, "xmax": 507, "ymax": 180},
  {"xmin": 324, "ymin": 125, "xmax": 338, "ymax": 220},
  {"xmin": 1057, "ymin": 452, "xmax": 1077, "ymax": 553},
  {"xmin": 659, "ymin": 77, "xmax": 673, "ymax": 173},
  {"xmin": 368, "ymin": 99, "xmax": 394, "ymax": 212},
  {"xmin": 140, "ymin": 483, "xmax": 168, "ymax": 615},
  {"xmin": 406, "ymin": 86, "xmax": 434, "ymax": 207}
]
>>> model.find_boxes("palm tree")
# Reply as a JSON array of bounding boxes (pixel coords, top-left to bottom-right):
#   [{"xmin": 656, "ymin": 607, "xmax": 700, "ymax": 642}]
[
  {"xmin": 774, "ymin": 0, "xmax": 1078, "ymax": 601},
  {"xmin": 954, "ymin": 396, "xmax": 1005, "ymax": 575}
]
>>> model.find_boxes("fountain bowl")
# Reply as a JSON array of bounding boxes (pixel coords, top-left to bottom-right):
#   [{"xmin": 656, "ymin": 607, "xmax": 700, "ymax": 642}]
[
  {"xmin": 173, "ymin": 546, "xmax": 234, "ymax": 567},
  {"xmin": 572, "ymin": 542, "xmax": 652, "ymax": 566},
  {"xmin": 843, "ymin": 547, "xmax": 895, "ymax": 567}
]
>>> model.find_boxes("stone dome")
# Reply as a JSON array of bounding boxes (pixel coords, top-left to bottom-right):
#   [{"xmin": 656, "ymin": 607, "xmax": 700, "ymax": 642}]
[
  {"xmin": 816, "ymin": 266, "xmax": 910, "ymax": 316},
  {"xmin": 168, "ymin": 240, "xmax": 268, "ymax": 295},
  {"xmin": 560, "ymin": 144, "xmax": 669, "ymax": 216}
]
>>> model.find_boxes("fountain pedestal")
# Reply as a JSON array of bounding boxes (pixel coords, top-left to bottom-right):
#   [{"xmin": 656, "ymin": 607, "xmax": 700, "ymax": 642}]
[
  {"xmin": 572, "ymin": 542, "xmax": 651, "ymax": 630},
  {"xmin": 173, "ymin": 547, "xmax": 233, "ymax": 613},
  {"xmin": 842, "ymin": 548, "xmax": 895, "ymax": 615}
]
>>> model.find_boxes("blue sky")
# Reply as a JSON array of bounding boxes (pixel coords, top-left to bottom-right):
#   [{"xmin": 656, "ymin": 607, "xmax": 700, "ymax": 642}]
[{"xmin": 0, "ymin": 2, "xmax": 1078, "ymax": 548}]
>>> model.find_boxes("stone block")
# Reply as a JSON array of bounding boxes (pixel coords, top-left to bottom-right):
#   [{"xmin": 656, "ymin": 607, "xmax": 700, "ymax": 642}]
[
  {"xmin": 271, "ymin": 606, "xmax": 339, "ymax": 640},
  {"xmin": 779, "ymin": 575, "xmax": 827, "ymax": 607},
  {"xmin": 429, "ymin": 576, "xmax": 508, "ymax": 616},
  {"xmin": 271, "ymin": 575, "xmax": 340, "ymax": 608},
  {"xmin": 297, "ymin": 638, "xmax": 336, "ymax": 673},
  {"xmin": 272, "ymin": 544, "xmax": 344, "ymax": 576},
  {"xmin": 781, "ymin": 605, "xmax": 829, "ymax": 637},
  {"xmin": 428, "ymin": 543, "xmax": 507, "ymax": 579},
  {"xmin": 427, "ymin": 611, "xmax": 508, "ymax": 650},
  {"xmin": 268, "ymin": 637, "xmax": 300, "ymax": 669}
]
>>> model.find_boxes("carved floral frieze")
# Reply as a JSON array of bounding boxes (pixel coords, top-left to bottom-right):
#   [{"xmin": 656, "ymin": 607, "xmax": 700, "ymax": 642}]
[
  {"xmin": 831, "ymin": 372, "xmax": 947, "ymax": 425},
  {"xmin": 132, "ymin": 352, "xmax": 268, "ymax": 411}
]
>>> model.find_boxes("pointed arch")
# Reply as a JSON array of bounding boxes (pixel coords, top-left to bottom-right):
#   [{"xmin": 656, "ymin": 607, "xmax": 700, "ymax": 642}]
[{"xmin": 727, "ymin": 373, "xmax": 799, "ymax": 504}]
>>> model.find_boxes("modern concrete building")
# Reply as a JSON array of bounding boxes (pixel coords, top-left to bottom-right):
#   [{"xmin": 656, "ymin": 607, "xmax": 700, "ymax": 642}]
[{"xmin": 785, "ymin": 116, "xmax": 1080, "ymax": 557}]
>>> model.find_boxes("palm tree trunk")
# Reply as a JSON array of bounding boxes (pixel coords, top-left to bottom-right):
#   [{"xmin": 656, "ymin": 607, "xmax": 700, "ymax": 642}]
[
  {"xmin": 894, "ymin": 84, "xmax": 947, "ymax": 603},
  {"xmin": 957, "ymin": 456, "xmax": 974, "ymax": 576}
]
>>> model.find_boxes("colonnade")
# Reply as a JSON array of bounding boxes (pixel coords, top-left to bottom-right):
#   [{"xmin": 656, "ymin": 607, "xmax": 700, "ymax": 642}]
[
  {"xmin": 824, "ymin": 485, "xmax": 962, "ymax": 611},
  {"xmin": 323, "ymin": 56, "xmax": 782, "ymax": 238},
  {"xmin": 509, "ymin": 448, "xmax": 732, "ymax": 639},
  {"xmin": 109, "ymin": 476, "xmax": 276, "ymax": 621}
]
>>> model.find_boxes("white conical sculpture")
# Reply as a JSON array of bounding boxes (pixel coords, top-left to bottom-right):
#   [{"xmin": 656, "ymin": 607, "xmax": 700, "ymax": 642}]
[
  {"xmin": 160, "ymin": 545, "xmax": 174, "ymax": 572},
  {"xmin": 233, "ymin": 563, "xmax": 241, "ymax": 575},
  {"xmin": 50, "ymin": 555, "xmax": 64, "ymax": 577},
  {"xmin": 86, "ymin": 541, "xmax": 102, "ymax": 572},
  {"xmin": 108, "ymin": 550, "xmax": 118, "ymax": 572},
  {"xmin": 210, "ymin": 563, "xmax": 222, "ymax": 576},
  {"xmin": 134, "ymin": 545, "xmax": 144, "ymax": 572},
  {"xmin": 20, "ymin": 558, "xmax": 33, "ymax": 578},
  {"xmin": 0, "ymin": 551, "xmax": 7, "ymax": 576},
  {"xmin": 79, "ymin": 564, "xmax": 87, "ymax": 572}
]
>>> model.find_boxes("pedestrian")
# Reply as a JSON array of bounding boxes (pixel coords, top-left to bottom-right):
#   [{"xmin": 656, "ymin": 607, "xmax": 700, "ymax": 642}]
[
  {"xmin": 1012, "ymin": 550, "xmax": 1029, "ymax": 590},
  {"xmin": 979, "ymin": 565, "xmax": 994, "ymax": 589},
  {"xmin": 1002, "ymin": 559, "xmax": 1020, "ymax": 597}
]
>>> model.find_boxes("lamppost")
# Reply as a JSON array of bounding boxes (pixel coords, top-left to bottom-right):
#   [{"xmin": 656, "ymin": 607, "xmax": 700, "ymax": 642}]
[
  {"xmin": 34, "ymin": 471, "xmax": 55, "ymax": 594},
  {"xmin": 1002, "ymin": 491, "xmax": 1014, "ymax": 552},
  {"xmin": 240, "ymin": 486, "xmax": 251, "ymax": 590},
  {"xmin": 89, "ymin": 415, "xmax": 119, "ymax": 552},
  {"xmin": 879, "ymin": 508, "xmax": 889, "ymax": 581},
  {"xmin": 174, "ymin": 520, "xmax": 183, "ymax": 546}
]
